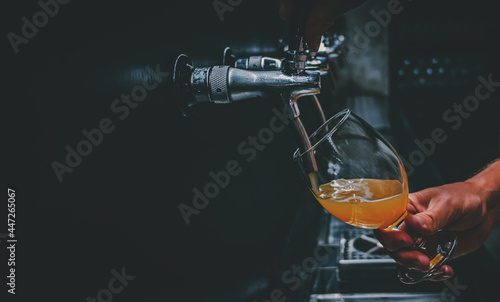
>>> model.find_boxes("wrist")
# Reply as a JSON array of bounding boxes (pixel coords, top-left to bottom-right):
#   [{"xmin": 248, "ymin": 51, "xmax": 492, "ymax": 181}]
[{"xmin": 466, "ymin": 159, "xmax": 500, "ymax": 228}]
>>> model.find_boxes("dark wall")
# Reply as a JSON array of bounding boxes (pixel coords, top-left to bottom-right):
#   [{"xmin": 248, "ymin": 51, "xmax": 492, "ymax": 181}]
[
  {"xmin": 4, "ymin": 0, "xmax": 499, "ymax": 301},
  {"xmin": 388, "ymin": 0, "xmax": 500, "ymax": 186},
  {"xmin": 4, "ymin": 1, "xmax": 321, "ymax": 301}
]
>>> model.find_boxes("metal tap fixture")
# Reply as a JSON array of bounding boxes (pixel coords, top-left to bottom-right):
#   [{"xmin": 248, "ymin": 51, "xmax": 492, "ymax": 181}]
[
  {"xmin": 173, "ymin": 0, "xmax": 323, "ymax": 172},
  {"xmin": 220, "ymin": 38, "xmax": 347, "ymax": 126},
  {"xmin": 173, "ymin": 53, "xmax": 321, "ymax": 172},
  {"xmin": 173, "ymin": 54, "xmax": 320, "ymax": 117},
  {"xmin": 223, "ymin": 47, "xmax": 283, "ymax": 71},
  {"xmin": 222, "ymin": 47, "xmax": 332, "ymax": 73}
]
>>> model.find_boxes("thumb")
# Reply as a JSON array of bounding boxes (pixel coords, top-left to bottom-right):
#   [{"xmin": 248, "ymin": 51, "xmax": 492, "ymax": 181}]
[
  {"xmin": 405, "ymin": 189, "xmax": 452, "ymax": 237},
  {"xmin": 404, "ymin": 212, "xmax": 444, "ymax": 237},
  {"xmin": 405, "ymin": 191, "xmax": 443, "ymax": 236}
]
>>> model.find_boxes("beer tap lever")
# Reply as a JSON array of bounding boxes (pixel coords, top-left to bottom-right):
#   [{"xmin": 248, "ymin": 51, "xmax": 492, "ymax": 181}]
[{"xmin": 172, "ymin": 1, "xmax": 320, "ymax": 172}]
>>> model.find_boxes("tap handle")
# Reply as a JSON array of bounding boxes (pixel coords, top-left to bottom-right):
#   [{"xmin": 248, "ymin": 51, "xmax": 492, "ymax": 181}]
[
  {"xmin": 173, "ymin": 54, "xmax": 197, "ymax": 117},
  {"xmin": 284, "ymin": 0, "xmax": 316, "ymax": 74},
  {"xmin": 288, "ymin": 0, "xmax": 314, "ymax": 52},
  {"xmin": 222, "ymin": 47, "xmax": 237, "ymax": 67}
]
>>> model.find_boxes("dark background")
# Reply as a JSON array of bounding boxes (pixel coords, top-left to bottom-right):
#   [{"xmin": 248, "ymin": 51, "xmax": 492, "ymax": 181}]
[{"xmin": 3, "ymin": 0, "xmax": 499, "ymax": 301}]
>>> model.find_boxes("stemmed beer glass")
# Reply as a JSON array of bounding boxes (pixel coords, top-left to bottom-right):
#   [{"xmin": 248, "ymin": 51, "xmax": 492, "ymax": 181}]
[{"xmin": 293, "ymin": 109, "xmax": 457, "ymax": 283}]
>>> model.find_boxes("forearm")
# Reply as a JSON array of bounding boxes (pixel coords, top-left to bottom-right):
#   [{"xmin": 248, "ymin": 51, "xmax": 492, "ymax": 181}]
[{"xmin": 466, "ymin": 159, "xmax": 500, "ymax": 228}]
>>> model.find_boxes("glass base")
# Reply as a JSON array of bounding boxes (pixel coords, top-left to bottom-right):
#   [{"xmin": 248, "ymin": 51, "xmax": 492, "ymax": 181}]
[{"xmin": 398, "ymin": 230, "xmax": 457, "ymax": 284}]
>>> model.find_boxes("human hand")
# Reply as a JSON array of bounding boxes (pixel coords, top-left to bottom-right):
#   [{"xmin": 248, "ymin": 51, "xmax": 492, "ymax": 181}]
[
  {"xmin": 278, "ymin": 0, "xmax": 365, "ymax": 51},
  {"xmin": 374, "ymin": 180, "xmax": 498, "ymax": 281}
]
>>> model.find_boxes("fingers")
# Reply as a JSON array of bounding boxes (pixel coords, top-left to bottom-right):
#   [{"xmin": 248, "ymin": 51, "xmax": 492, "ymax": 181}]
[
  {"xmin": 278, "ymin": 0, "xmax": 365, "ymax": 51},
  {"xmin": 406, "ymin": 201, "xmax": 418, "ymax": 215},
  {"xmin": 374, "ymin": 229, "xmax": 430, "ymax": 271},
  {"xmin": 392, "ymin": 251, "xmax": 454, "ymax": 281},
  {"xmin": 390, "ymin": 249, "xmax": 431, "ymax": 272},
  {"xmin": 374, "ymin": 229, "xmax": 413, "ymax": 251},
  {"xmin": 306, "ymin": 0, "xmax": 365, "ymax": 51},
  {"xmin": 407, "ymin": 190, "xmax": 453, "ymax": 237},
  {"xmin": 278, "ymin": 0, "xmax": 292, "ymax": 20},
  {"xmin": 408, "ymin": 190, "xmax": 438, "ymax": 217},
  {"xmin": 375, "ymin": 227, "xmax": 457, "ymax": 282},
  {"xmin": 404, "ymin": 212, "xmax": 442, "ymax": 237},
  {"xmin": 397, "ymin": 264, "xmax": 453, "ymax": 282},
  {"xmin": 278, "ymin": 0, "xmax": 330, "ymax": 50},
  {"xmin": 448, "ymin": 218, "xmax": 493, "ymax": 261},
  {"xmin": 428, "ymin": 265, "xmax": 454, "ymax": 281},
  {"xmin": 305, "ymin": 0, "xmax": 346, "ymax": 51},
  {"xmin": 376, "ymin": 182, "xmax": 491, "ymax": 281}
]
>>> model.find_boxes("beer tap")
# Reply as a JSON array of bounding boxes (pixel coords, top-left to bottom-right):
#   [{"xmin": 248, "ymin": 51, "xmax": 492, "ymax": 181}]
[
  {"xmin": 173, "ymin": 0, "xmax": 321, "ymax": 172},
  {"xmin": 221, "ymin": 47, "xmax": 328, "ymax": 126},
  {"xmin": 172, "ymin": 55, "xmax": 320, "ymax": 117}
]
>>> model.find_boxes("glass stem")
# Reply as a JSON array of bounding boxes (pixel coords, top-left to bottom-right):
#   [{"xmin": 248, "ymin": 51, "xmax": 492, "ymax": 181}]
[
  {"xmin": 382, "ymin": 212, "xmax": 426, "ymax": 250},
  {"xmin": 412, "ymin": 236, "xmax": 426, "ymax": 249},
  {"xmin": 384, "ymin": 211, "xmax": 407, "ymax": 231}
]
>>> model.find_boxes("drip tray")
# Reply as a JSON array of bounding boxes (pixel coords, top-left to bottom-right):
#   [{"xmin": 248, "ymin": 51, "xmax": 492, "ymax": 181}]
[
  {"xmin": 339, "ymin": 228, "xmax": 396, "ymax": 280},
  {"xmin": 310, "ymin": 293, "xmax": 442, "ymax": 302}
]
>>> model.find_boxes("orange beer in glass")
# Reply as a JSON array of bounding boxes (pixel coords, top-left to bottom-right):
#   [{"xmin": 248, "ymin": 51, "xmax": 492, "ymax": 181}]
[{"xmin": 294, "ymin": 109, "xmax": 456, "ymax": 283}]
